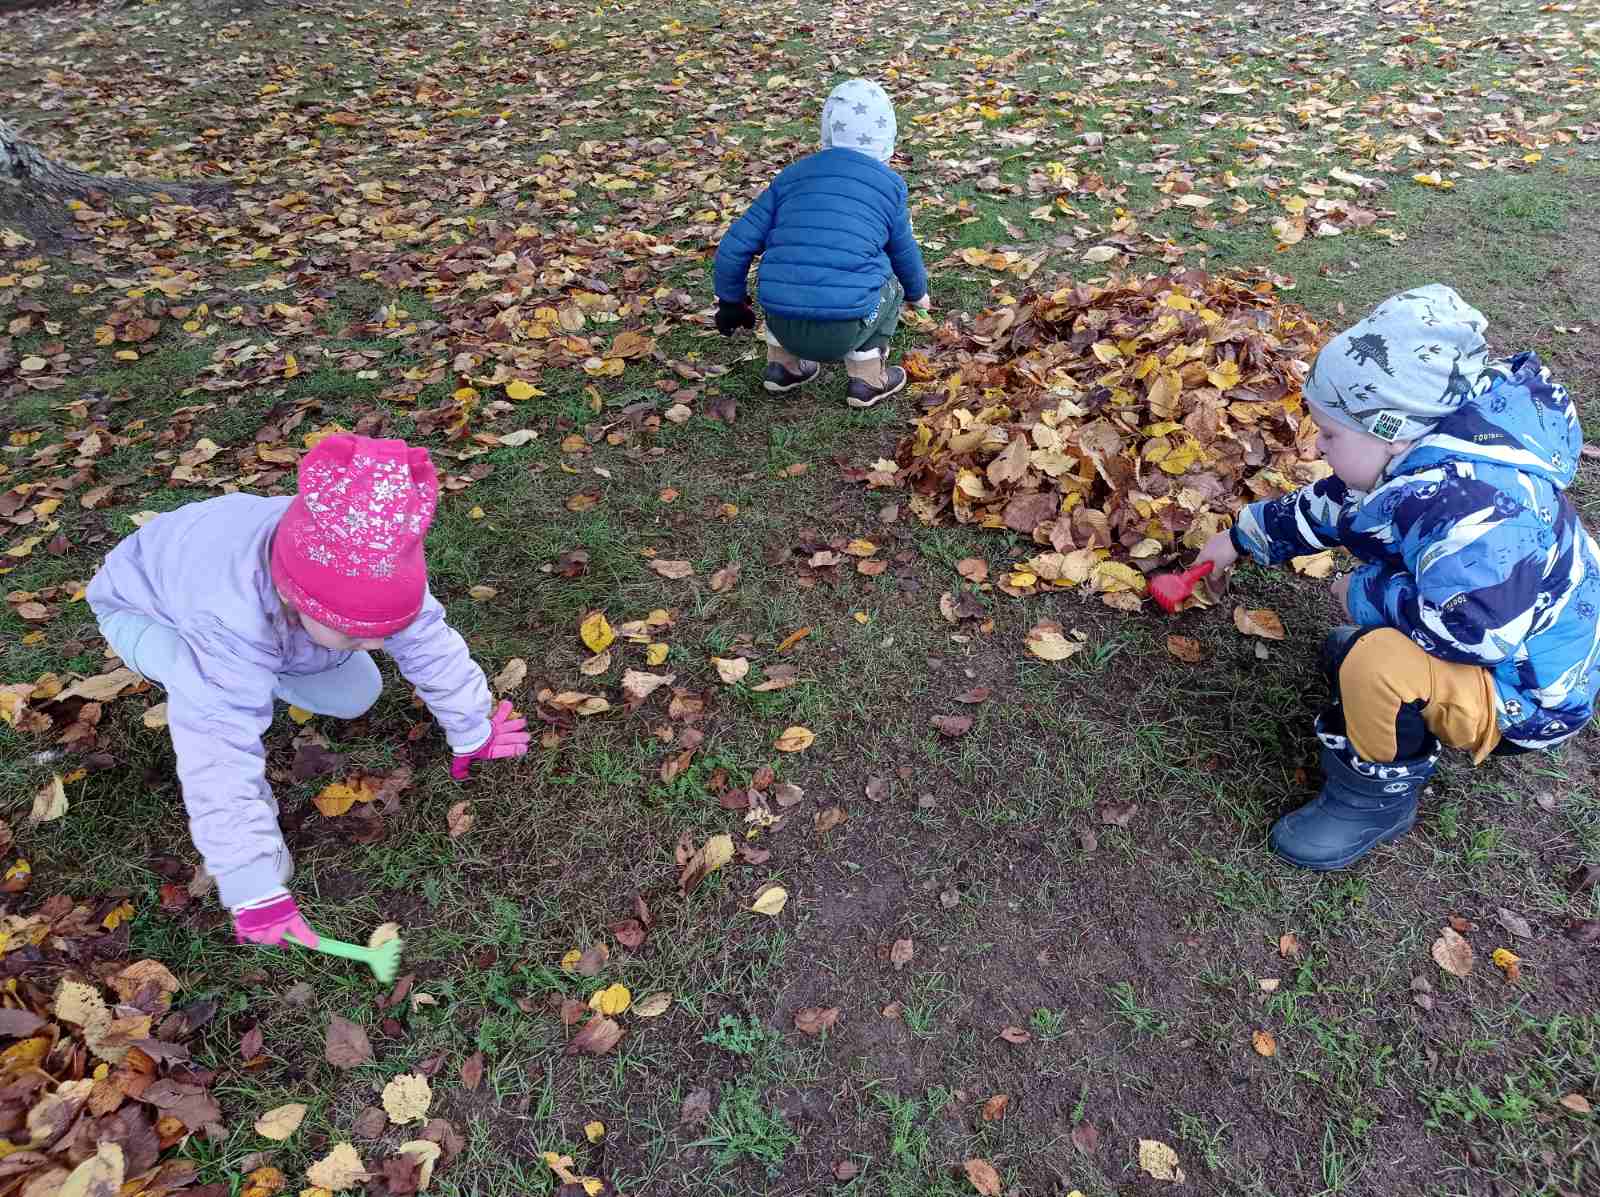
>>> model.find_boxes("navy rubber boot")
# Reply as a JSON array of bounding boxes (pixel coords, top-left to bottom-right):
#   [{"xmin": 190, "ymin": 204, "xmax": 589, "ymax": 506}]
[{"xmin": 1270, "ymin": 723, "xmax": 1436, "ymax": 871}]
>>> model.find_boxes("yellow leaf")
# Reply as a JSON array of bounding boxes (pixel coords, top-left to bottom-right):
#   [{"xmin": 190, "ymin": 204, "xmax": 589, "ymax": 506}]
[
  {"xmin": 775, "ymin": 726, "xmax": 815, "ymax": 752},
  {"xmin": 29, "ymin": 774, "xmax": 67, "ymax": 824},
  {"xmin": 1491, "ymin": 947, "xmax": 1521, "ymax": 982},
  {"xmin": 1025, "ymin": 620, "xmax": 1082, "ymax": 662},
  {"xmin": 1290, "ymin": 551, "xmax": 1336, "ymax": 579},
  {"xmin": 142, "ymin": 702, "xmax": 168, "ymax": 730},
  {"xmin": 254, "ymin": 1103, "xmax": 308, "ymax": 1141},
  {"xmin": 588, "ymin": 984, "xmax": 631, "ymax": 1016},
  {"xmin": 1092, "ymin": 561, "xmax": 1147, "ymax": 593},
  {"xmin": 397, "ymin": 1141, "xmax": 442, "ymax": 1191},
  {"xmin": 633, "ymin": 992, "xmax": 673, "ymax": 1018},
  {"xmin": 584, "ymin": 1120, "xmax": 606, "ymax": 1143},
  {"xmin": 580, "ymin": 611, "xmax": 615, "ymax": 654},
  {"xmin": 287, "ymin": 705, "xmax": 314, "ymax": 725},
  {"xmin": 468, "ymin": 585, "xmax": 497, "ymax": 601},
  {"xmin": 313, "ymin": 778, "xmax": 375, "ymax": 818},
  {"xmin": 101, "ymin": 900, "xmax": 134, "ymax": 930},
  {"xmin": 306, "ymin": 1142, "xmax": 369, "ymax": 1191},
  {"xmin": 505, "ymin": 380, "xmax": 542, "ymax": 400},
  {"xmin": 645, "ymin": 642, "xmax": 670, "ymax": 666},
  {"xmin": 702, "ymin": 834, "xmax": 735, "ymax": 872},
  {"xmin": 750, "ymin": 884, "xmax": 788, "ymax": 916},
  {"xmin": 381, "ymin": 1073, "xmax": 432, "ymax": 1125},
  {"xmin": 1138, "ymin": 1139, "xmax": 1184, "ymax": 1182}
]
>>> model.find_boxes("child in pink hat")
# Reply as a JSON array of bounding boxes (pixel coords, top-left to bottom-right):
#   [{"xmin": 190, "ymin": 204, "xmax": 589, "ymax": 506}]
[{"xmin": 87, "ymin": 434, "xmax": 528, "ymax": 949}]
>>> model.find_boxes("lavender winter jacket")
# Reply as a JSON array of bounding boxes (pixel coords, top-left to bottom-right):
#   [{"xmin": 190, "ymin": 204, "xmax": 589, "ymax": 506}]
[{"xmin": 85, "ymin": 494, "xmax": 492, "ymax": 907}]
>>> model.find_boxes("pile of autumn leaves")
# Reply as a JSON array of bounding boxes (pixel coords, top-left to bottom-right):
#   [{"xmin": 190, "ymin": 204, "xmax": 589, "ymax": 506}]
[
  {"xmin": 0, "ymin": 893, "xmax": 470, "ymax": 1197},
  {"xmin": 888, "ymin": 271, "xmax": 1333, "ymax": 608},
  {"xmin": 0, "ymin": 894, "xmax": 220, "ymax": 1196}
]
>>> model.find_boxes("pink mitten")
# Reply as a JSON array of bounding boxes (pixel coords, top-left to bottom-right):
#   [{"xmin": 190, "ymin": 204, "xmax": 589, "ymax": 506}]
[
  {"xmin": 233, "ymin": 892, "xmax": 318, "ymax": 949},
  {"xmin": 450, "ymin": 699, "xmax": 530, "ymax": 780}
]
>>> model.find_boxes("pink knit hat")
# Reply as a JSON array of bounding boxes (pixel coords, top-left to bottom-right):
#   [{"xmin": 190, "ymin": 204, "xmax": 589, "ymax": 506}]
[{"xmin": 270, "ymin": 435, "xmax": 438, "ymax": 637}]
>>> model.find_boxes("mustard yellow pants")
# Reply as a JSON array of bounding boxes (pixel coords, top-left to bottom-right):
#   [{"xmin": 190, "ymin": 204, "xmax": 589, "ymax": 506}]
[{"xmin": 1335, "ymin": 628, "xmax": 1501, "ymax": 764}]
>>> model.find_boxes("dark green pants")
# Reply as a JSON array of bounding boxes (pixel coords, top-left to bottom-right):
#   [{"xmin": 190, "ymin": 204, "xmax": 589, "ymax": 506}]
[{"xmin": 765, "ymin": 277, "xmax": 903, "ymax": 362}]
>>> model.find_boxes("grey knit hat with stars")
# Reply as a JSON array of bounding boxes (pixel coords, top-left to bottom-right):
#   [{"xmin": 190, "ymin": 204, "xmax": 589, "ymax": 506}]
[
  {"xmin": 1304, "ymin": 284, "xmax": 1490, "ymax": 443},
  {"xmin": 820, "ymin": 79, "xmax": 897, "ymax": 164}
]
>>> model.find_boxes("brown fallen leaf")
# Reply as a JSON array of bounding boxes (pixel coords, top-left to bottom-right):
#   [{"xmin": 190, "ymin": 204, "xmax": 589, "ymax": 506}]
[
  {"xmin": 775, "ymin": 725, "xmax": 815, "ymax": 752},
  {"xmin": 680, "ymin": 1087, "xmax": 712, "ymax": 1126},
  {"xmin": 1233, "ymin": 606, "xmax": 1286, "ymax": 640},
  {"xmin": 793, "ymin": 1006, "xmax": 840, "ymax": 1035},
  {"xmin": 460, "ymin": 1051, "xmax": 484, "ymax": 1091},
  {"xmin": 963, "ymin": 1157, "xmax": 1002, "ymax": 1196},
  {"xmin": 953, "ymin": 686, "xmax": 992, "ymax": 704},
  {"xmin": 324, "ymin": 1015, "xmax": 374, "ymax": 1069},
  {"xmin": 566, "ymin": 1016, "xmax": 623, "ymax": 1056},
  {"xmin": 930, "ymin": 713, "xmax": 973, "ymax": 737},
  {"xmin": 889, "ymin": 938, "xmax": 914, "ymax": 970},
  {"xmin": 1098, "ymin": 801, "xmax": 1139, "ymax": 828},
  {"xmin": 998, "ymin": 1025, "xmax": 1031, "ymax": 1044},
  {"xmin": 956, "ymin": 557, "xmax": 989, "ymax": 583},
  {"xmin": 814, "ymin": 806, "xmax": 847, "ymax": 833},
  {"xmin": 649, "ymin": 558, "xmax": 694, "ymax": 580},
  {"xmin": 980, "ymin": 1093, "xmax": 1009, "ymax": 1121},
  {"xmin": 1070, "ymin": 1122, "xmax": 1099, "ymax": 1153},
  {"xmin": 1431, "ymin": 926, "xmax": 1474, "ymax": 977},
  {"xmin": 1252, "ymin": 1029, "xmax": 1277, "ymax": 1057},
  {"xmin": 1559, "ymin": 1093, "xmax": 1592, "ymax": 1115},
  {"xmin": 1166, "ymin": 635, "xmax": 1205, "ymax": 663},
  {"xmin": 1278, "ymin": 932, "xmax": 1302, "ymax": 960},
  {"xmin": 445, "ymin": 801, "xmax": 473, "ymax": 840}
]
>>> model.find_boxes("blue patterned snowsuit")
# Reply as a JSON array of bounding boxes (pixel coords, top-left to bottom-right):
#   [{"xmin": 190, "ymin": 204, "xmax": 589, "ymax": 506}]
[{"xmin": 1233, "ymin": 353, "xmax": 1600, "ymax": 750}]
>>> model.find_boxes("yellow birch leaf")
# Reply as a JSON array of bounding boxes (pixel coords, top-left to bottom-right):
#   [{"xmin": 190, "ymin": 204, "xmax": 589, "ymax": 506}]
[
  {"xmin": 750, "ymin": 884, "xmax": 788, "ymax": 916},
  {"xmin": 580, "ymin": 611, "xmax": 615, "ymax": 654}
]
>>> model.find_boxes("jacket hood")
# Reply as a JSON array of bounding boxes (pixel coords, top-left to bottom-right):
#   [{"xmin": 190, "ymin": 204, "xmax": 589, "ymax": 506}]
[{"xmin": 1394, "ymin": 352, "xmax": 1581, "ymax": 490}]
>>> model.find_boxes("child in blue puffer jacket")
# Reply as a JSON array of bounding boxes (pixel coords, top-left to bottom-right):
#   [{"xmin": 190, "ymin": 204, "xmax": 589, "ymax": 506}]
[
  {"xmin": 1191, "ymin": 285, "xmax": 1600, "ymax": 871},
  {"xmin": 712, "ymin": 78, "xmax": 930, "ymax": 409}
]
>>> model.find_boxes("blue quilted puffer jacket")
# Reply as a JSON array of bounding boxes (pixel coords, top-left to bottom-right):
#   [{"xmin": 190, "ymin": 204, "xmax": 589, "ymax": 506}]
[
  {"xmin": 712, "ymin": 147, "xmax": 928, "ymax": 321},
  {"xmin": 1233, "ymin": 353, "xmax": 1600, "ymax": 749}
]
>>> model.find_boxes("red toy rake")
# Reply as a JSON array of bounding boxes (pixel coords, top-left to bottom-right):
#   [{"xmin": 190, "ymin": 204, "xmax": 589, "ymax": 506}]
[{"xmin": 1150, "ymin": 560, "xmax": 1215, "ymax": 614}]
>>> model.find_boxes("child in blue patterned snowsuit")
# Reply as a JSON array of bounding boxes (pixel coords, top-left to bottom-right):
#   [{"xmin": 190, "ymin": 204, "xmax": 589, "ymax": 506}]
[{"xmin": 1193, "ymin": 285, "xmax": 1600, "ymax": 870}]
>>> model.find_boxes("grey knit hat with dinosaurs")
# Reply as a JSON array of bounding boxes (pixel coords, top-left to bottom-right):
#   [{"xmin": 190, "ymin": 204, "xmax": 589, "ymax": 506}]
[
  {"xmin": 1304, "ymin": 284, "xmax": 1490, "ymax": 443},
  {"xmin": 820, "ymin": 79, "xmax": 897, "ymax": 164}
]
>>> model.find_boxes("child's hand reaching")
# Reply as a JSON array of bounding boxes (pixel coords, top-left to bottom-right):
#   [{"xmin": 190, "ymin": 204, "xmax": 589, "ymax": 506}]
[
  {"xmin": 1193, "ymin": 529, "xmax": 1240, "ymax": 594},
  {"xmin": 451, "ymin": 699, "xmax": 531, "ymax": 779},
  {"xmin": 233, "ymin": 892, "xmax": 317, "ymax": 949},
  {"xmin": 714, "ymin": 299, "xmax": 756, "ymax": 336}
]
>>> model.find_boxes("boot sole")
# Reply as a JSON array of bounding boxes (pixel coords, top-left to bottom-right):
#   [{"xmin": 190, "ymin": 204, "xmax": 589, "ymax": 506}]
[
  {"xmin": 845, "ymin": 370, "xmax": 908, "ymax": 409},
  {"xmin": 1270, "ymin": 815, "xmax": 1417, "ymax": 871},
  {"xmin": 763, "ymin": 370, "xmax": 820, "ymax": 394}
]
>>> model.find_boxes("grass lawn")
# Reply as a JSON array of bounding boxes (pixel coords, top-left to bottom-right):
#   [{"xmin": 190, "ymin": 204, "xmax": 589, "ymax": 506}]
[{"xmin": 1, "ymin": 0, "xmax": 1598, "ymax": 1194}]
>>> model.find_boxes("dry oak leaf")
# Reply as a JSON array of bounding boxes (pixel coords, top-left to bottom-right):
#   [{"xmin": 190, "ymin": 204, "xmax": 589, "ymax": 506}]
[
  {"xmin": 1559, "ymin": 1093, "xmax": 1593, "ymax": 1115},
  {"xmin": 712, "ymin": 656, "xmax": 749, "ymax": 684},
  {"xmin": 963, "ymin": 1158, "xmax": 1002, "ymax": 1196},
  {"xmin": 956, "ymin": 557, "xmax": 989, "ymax": 583},
  {"xmin": 1431, "ymin": 926, "xmax": 1474, "ymax": 977},
  {"xmin": 306, "ymin": 1142, "xmax": 370, "ymax": 1192},
  {"xmin": 889, "ymin": 938, "xmax": 914, "ymax": 970},
  {"xmin": 775, "ymin": 725, "xmax": 815, "ymax": 752},
  {"xmin": 1252, "ymin": 1030, "xmax": 1277, "ymax": 1057},
  {"xmin": 794, "ymin": 1006, "xmax": 840, "ymax": 1035},
  {"xmin": 324, "ymin": 1015, "xmax": 374, "ymax": 1069},
  {"xmin": 1139, "ymin": 1138, "xmax": 1185, "ymax": 1182},
  {"xmin": 981, "ymin": 1094, "xmax": 1009, "ymax": 1121},
  {"xmin": 446, "ymin": 801, "xmax": 473, "ymax": 840},
  {"xmin": 382, "ymin": 1073, "xmax": 433, "ymax": 1125},
  {"xmin": 255, "ymin": 1102, "xmax": 307, "ymax": 1141},
  {"xmin": 649, "ymin": 558, "xmax": 694, "ymax": 580},
  {"xmin": 1233, "ymin": 606, "xmax": 1286, "ymax": 640}
]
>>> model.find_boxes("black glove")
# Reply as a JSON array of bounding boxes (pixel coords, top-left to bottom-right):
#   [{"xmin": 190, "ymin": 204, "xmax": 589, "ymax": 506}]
[{"xmin": 715, "ymin": 299, "xmax": 756, "ymax": 337}]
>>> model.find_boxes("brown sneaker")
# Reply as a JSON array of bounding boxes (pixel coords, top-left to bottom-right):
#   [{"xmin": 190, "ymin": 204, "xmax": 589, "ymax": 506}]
[{"xmin": 763, "ymin": 359, "xmax": 821, "ymax": 394}]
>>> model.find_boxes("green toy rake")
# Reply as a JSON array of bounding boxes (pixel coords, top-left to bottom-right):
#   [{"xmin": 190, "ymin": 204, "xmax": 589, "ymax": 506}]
[{"xmin": 287, "ymin": 925, "xmax": 404, "ymax": 983}]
